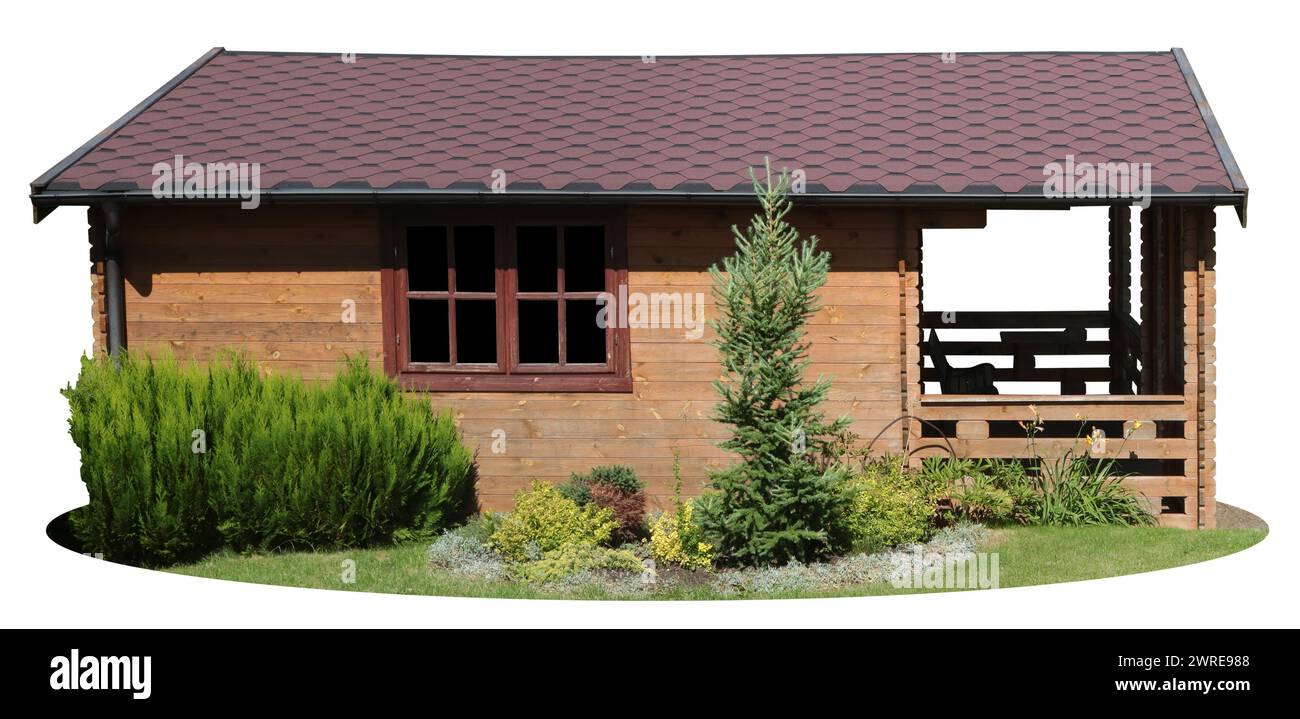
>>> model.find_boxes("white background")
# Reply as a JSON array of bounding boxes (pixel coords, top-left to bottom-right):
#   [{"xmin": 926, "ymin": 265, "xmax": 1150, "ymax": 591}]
[{"xmin": 0, "ymin": 0, "xmax": 1294, "ymax": 628}]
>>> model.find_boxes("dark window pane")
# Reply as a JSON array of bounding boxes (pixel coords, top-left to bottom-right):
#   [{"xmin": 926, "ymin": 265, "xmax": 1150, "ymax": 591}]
[
  {"xmin": 566, "ymin": 299, "xmax": 606, "ymax": 364},
  {"xmin": 455, "ymin": 300, "xmax": 497, "ymax": 364},
  {"xmin": 564, "ymin": 226, "xmax": 605, "ymax": 292},
  {"xmin": 407, "ymin": 227, "xmax": 447, "ymax": 291},
  {"xmin": 518, "ymin": 300, "xmax": 559, "ymax": 364},
  {"xmin": 454, "ymin": 226, "xmax": 495, "ymax": 292},
  {"xmin": 408, "ymin": 299, "xmax": 449, "ymax": 362},
  {"xmin": 516, "ymin": 226, "xmax": 558, "ymax": 292}
]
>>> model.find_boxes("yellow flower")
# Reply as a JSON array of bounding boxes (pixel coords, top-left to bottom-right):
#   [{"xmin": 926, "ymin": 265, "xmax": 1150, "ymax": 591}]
[{"xmin": 1132, "ymin": 421, "xmax": 1143, "ymax": 429}]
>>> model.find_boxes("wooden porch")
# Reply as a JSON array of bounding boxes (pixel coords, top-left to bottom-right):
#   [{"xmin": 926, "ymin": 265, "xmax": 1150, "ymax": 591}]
[{"xmin": 908, "ymin": 206, "xmax": 1217, "ymax": 529}]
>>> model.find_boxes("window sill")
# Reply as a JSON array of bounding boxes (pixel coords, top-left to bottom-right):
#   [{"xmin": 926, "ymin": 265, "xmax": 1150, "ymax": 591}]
[{"xmin": 396, "ymin": 372, "xmax": 633, "ymax": 393}]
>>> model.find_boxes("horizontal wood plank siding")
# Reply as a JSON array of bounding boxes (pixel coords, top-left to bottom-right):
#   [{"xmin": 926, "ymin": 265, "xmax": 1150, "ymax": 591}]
[
  {"xmin": 118, "ymin": 205, "xmax": 384, "ymax": 379},
  {"xmin": 431, "ymin": 205, "xmax": 908, "ymax": 509},
  {"xmin": 111, "ymin": 204, "xmax": 909, "ymax": 511}
]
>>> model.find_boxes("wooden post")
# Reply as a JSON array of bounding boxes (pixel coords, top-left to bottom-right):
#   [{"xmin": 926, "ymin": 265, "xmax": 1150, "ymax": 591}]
[
  {"xmin": 1139, "ymin": 207, "xmax": 1154, "ymax": 394},
  {"xmin": 899, "ymin": 208, "xmax": 923, "ymax": 466},
  {"xmin": 1153, "ymin": 207, "xmax": 1168, "ymax": 394},
  {"xmin": 1180, "ymin": 207, "xmax": 1217, "ymax": 529},
  {"xmin": 1108, "ymin": 206, "xmax": 1132, "ymax": 393},
  {"xmin": 1140, "ymin": 206, "xmax": 1184, "ymax": 396}
]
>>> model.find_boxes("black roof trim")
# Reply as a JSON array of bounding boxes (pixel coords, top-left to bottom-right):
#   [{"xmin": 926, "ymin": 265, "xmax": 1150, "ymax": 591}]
[
  {"xmin": 29, "ymin": 187, "xmax": 1247, "ymax": 212},
  {"xmin": 1172, "ymin": 47, "xmax": 1248, "ymax": 226}
]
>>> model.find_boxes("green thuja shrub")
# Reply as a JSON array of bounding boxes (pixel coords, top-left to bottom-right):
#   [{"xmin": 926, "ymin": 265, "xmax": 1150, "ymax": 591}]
[
  {"xmin": 697, "ymin": 161, "xmax": 853, "ymax": 566},
  {"xmin": 64, "ymin": 353, "xmax": 218, "ymax": 565},
  {"xmin": 63, "ymin": 352, "xmax": 474, "ymax": 565}
]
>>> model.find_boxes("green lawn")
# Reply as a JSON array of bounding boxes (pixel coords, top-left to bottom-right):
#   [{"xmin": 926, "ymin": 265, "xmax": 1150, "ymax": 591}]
[
  {"xmin": 163, "ymin": 525, "xmax": 1266, "ymax": 600},
  {"xmin": 985, "ymin": 526, "xmax": 1265, "ymax": 588}
]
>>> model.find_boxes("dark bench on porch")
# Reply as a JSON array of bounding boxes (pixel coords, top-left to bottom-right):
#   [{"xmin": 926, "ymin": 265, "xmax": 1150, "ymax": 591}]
[{"xmin": 927, "ymin": 329, "xmax": 997, "ymax": 394}]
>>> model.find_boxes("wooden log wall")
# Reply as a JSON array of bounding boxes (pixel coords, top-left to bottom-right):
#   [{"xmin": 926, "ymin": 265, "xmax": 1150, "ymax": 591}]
[
  {"xmin": 86, "ymin": 202, "xmax": 1213, "ymax": 526},
  {"xmin": 101, "ymin": 204, "xmax": 984, "ymax": 511},
  {"xmin": 109, "ymin": 205, "xmax": 385, "ymax": 377}
]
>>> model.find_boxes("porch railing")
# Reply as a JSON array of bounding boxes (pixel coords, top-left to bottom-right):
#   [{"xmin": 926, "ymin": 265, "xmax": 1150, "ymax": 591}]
[
  {"xmin": 913, "ymin": 393, "xmax": 1196, "ymax": 528},
  {"xmin": 920, "ymin": 310, "xmax": 1142, "ymax": 394}
]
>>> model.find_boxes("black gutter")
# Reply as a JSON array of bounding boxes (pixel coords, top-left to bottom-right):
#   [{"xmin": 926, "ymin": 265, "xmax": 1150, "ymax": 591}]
[
  {"xmin": 102, "ymin": 203, "xmax": 126, "ymax": 359},
  {"xmin": 29, "ymin": 188, "xmax": 1247, "ymax": 212},
  {"xmin": 29, "ymin": 46, "xmax": 225, "ymax": 223},
  {"xmin": 1172, "ymin": 47, "xmax": 1249, "ymax": 227}
]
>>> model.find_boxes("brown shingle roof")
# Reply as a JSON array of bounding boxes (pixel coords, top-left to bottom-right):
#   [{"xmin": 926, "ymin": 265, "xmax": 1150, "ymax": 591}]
[{"xmin": 32, "ymin": 48, "xmax": 1246, "ymax": 206}]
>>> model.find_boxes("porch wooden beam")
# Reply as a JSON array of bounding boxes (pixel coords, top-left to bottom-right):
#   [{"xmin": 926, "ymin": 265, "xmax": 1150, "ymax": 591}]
[{"xmin": 1108, "ymin": 205, "xmax": 1133, "ymax": 393}]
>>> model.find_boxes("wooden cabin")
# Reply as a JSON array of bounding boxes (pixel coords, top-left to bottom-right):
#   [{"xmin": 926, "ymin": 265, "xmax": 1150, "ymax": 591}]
[{"xmin": 31, "ymin": 49, "xmax": 1246, "ymax": 528}]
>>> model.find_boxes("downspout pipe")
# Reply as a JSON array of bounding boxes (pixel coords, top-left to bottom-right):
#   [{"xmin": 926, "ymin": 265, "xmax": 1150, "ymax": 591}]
[{"xmin": 102, "ymin": 202, "xmax": 126, "ymax": 359}]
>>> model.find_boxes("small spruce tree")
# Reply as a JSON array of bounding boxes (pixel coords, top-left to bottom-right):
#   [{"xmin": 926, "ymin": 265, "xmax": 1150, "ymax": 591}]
[{"xmin": 698, "ymin": 161, "xmax": 852, "ymax": 566}]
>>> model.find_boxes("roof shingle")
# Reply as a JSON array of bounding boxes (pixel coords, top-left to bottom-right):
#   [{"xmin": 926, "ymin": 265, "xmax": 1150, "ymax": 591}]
[{"xmin": 37, "ymin": 50, "xmax": 1239, "ymax": 197}]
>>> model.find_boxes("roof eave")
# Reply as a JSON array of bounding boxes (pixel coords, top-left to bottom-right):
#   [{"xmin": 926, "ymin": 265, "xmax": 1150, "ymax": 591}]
[
  {"xmin": 1172, "ymin": 47, "xmax": 1248, "ymax": 227},
  {"xmin": 30, "ymin": 187, "xmax": 1248, "ymax": 213},
  {"xmin": 29, "ymin": 47, "xmax": 225, "ymax": 223}
]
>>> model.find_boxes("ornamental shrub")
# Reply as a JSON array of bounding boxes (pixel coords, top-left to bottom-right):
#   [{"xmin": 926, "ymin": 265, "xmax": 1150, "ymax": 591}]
[
  {"xmin": 842, "ymin": 462, "xmax": 934, "ymax": 553},
  {"xmin": 950, "ymin": 475, "xmax": 1015, "ymax": 524},
  {"xmin": 510, "ymin": 544, "xmax": 644, "ymax": 584},
  {"xmin": 564, "ymin": 464, "xmax": 643, "ymax": 495},
  {"xmin": 587, "ymin": 482, "xmax": 647, "ymax": 544},
  {"xmin": 1027, "ymin": 419, "xmax": 1154, "ymax": 527},
  {"xmin": 559, "ymin": 464, "xmax": 644, "ymax": 505},
  {"xmin": 556, "ymin": 477, "xmax": 593, "ymax": 506},
  {"xmin": 63, "ymin": 352, "xmax": 474, "ymax": 566},
  {"xmin": 918, "ymin": 457, "xmax": 1038, "ymax": 527},
  {"xmin": 979, "ymin": 458, "xmax": 1040, "ymax": 525},
  {"xmin": 648, "ymin": 502, "xmax": 714, "ymax": 571},
  {"xmin": 558, "ymin": 464, "xmax": 646, "ymax": 542},
  {"xmin": 647, "ymin": 452, "xmax": 714, "ymax": 571},
  {"xmin": 487, "ymin": 481, "xmax": 617, "ymax": 561}
]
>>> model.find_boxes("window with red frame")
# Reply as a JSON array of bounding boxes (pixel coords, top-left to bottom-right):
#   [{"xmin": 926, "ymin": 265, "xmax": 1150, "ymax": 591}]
[{"xmin": 388, "ymin": 211, "xmax": 630, "ymax": 391}]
